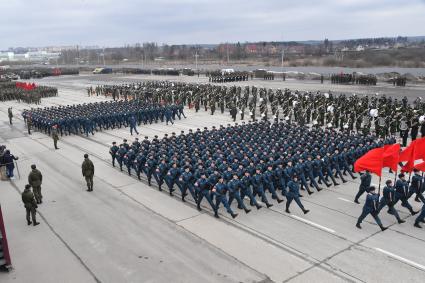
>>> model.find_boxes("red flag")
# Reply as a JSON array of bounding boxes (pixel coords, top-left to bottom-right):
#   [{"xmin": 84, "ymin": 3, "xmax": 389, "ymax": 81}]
[
  {"xmin": 414, "ymin": 137, "xmax": 425, "ymax": 160},
  {"xmin": 415, "ymin": 161, "xmax": 425, "ymax": 172},
  {"xmin": 383, "ymin": 144, "xmax": 400, "ymax": 171},
  {"xmin": 401, "ymin": 160, "xmax": 414, "ymax": 173},
  {"xmin": 399, "ymin": 137, "xmax": 425, "ymax": 168},
  {"xmin": 399, "ymin": 140, "xmax": 416, "ymax": 162},
  {"xmin": 354, "ymin": 147, "xmax": 385, "ymax": 176}
]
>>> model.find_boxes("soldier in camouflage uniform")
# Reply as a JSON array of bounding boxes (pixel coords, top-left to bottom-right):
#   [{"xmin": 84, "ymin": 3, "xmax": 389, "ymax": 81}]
[
  {"xmin": 21, "ymin": 184, "xmax": 40, "ymax": 226},
  {"xmin": 82, "ymin": 154, "xmax": 95, "ymax": 191},
  {"xmin": 28, "ymin": 164, "xmax": 43, "ymax": 204}
]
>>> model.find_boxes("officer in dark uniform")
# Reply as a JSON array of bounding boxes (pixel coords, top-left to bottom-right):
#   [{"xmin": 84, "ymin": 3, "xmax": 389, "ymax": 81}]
[{"xmin": 356, "ymin": 186, "xmax": 387, "ymax": 231}]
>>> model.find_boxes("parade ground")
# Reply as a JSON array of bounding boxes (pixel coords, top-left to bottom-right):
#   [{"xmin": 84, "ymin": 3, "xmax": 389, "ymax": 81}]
[{"xmin": 1, "ymin": 73, "xmax": 425, "ymax": 283}]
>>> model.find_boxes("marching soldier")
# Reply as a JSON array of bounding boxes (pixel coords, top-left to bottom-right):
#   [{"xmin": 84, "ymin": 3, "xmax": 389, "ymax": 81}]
[
  {"xmin": 356, "ymin": 186, "xmax": 387, "ymax": 231},
  {"xmin": 285, "ymin": 175, "xmax": 309, "ymax": 214}
]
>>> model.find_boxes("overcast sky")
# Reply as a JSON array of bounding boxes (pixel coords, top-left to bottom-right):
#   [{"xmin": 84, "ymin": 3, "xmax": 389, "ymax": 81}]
[{"xmin": 1, "ymin": 0, "xmax": 425, "ymax": 49}]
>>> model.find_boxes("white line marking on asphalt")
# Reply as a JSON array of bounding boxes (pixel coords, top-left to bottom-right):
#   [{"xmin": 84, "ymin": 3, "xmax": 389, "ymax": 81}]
[
  {"xmin": 375, "ymin": 248, "xmax": 425, "ymax": 271},
  {"xmin": 338, "ymin": 197, "xmax": 356, "ymax": 204},
  {"xmin": 290, "ymin": 214, "xmax": 336, "ymax": 234}
]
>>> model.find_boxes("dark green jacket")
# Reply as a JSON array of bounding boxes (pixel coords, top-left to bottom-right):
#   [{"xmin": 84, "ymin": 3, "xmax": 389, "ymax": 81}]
[
  {"xmin": 22, "ymin": 188, "xmax": 37, "ymax": 209},
  {"xmin": 82, "ymin": 158, "xmax": 94, "ymax": 177},
  {"xmin": 28, "ymin": 169, "xmax": 42, "ymax": 187}
]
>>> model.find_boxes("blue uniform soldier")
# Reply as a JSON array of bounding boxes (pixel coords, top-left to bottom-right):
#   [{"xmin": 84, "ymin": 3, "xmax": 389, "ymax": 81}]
[
  {"xmin": 252, "ymin": 168, "xmax": 273, "ymax": 208},
  {"xmin": 356, "ymin": 186, "xmax": 388, "ymax": 231},
  {"xmin": 109, "ymin": 142, "xmax": 119, "ymax": 167},
  {"xmin": 228, "ymin": 174, "xmax": 251, "ymax": 214},
  {"xmin": 354, "ymin": 170, "xmax": 371, "ymax": 204},
  {"xmin": 129, "ymin": 115, "xmax": 139, "ymax": 135},
  {"xmin": 394, "ymin": 173, "xmax": 418, "ymax": 215},
  {"xmin": 213, "ymin": 177, "xmax": 238, "ymax": 218},
  {"xmin": 179, "ymin": 167, "xmax": 197, "ymax": 202},
  {"xmin": 156, "ymin": 159, "xmax": 169, "ymax": 191},
  {"xmin": 377, "ymin": 180, "xmax": 405, "ymax": 224},
  {"xmin": 194, "ymin": 174, "xmax": 217, "ymax": 214},
  {"xmin": 408, "ymin": 169, "xmax": 425, "ymax": 203},
  {"xmin": 414, "ymin": 203, "xmax": 425, "ymax": 228},
  {"xmin": 314, "ymin": 155, "xmax": 331, "ymax": 187},
  {"xmin": 165, "ymin": 163, "xmax": 179, "ymax": 196},
  {"xmin": 285, "ymin": 175, "xmax": 309, "ymax": 214},
  {"xmin": 241, "ymin": 171, "xmax": 262, "ymax": 209}
]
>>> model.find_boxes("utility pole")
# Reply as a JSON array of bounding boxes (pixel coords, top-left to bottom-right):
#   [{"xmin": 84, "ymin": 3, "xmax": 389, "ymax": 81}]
[
  {"xmin": 195, "ymin": 50, "xmax": 199, "ymax": 73},
  {"xmin": 226, "ymin": 43, "xmax": 229, "ymax": 65},
  {"xmin": 281, "ymin": 46, "xmax": 285, "ymax": 81},
  {"xmin": 102, "ymin": 48, "xmax": 106, "ymax": 66}
]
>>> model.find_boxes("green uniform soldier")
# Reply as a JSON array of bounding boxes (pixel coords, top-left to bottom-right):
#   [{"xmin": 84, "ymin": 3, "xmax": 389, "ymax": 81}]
[
  {"xmin": 22, "ymin": 184, "xmax": 40, "ymax": 226},
  {"xmin": 28, "ymin": 164, "xmax": 43, "ymax": 204},
  {"xmin": 27, "ymin": 116, "xmax": 32, "ymax": 135},
  {"xmin": 82, "ymin": 154, "xmax": 95, "ymax": 191},
  {"xmin": 52, "ymin": 125, "xmax": 59, "ymax": 149}
]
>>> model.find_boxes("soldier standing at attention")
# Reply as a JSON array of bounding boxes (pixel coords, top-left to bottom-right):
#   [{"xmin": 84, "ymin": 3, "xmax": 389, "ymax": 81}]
[
  {"xmin": 27, "ymin": 115, "xmax": 32, "ymax": 135},
  {"xmin": 28, "ymin": 164, "xmax": 43, "ymax": 204},
  {"xmin": 22, "ymin": 184, "xmax": 40, "ymax": 226},
  {"xmin": 82, "ymin": 154, "xmax": 95, "ymax": 191},
  {"xmin": 52, "ymin": 125, "xmax": 60, "ymax": 150}
]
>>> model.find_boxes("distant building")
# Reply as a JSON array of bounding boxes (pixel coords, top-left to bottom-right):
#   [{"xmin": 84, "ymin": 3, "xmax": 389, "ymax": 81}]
[{"xmin": 0, "ymin": 51, "xmax": 60, "ymax": 62}]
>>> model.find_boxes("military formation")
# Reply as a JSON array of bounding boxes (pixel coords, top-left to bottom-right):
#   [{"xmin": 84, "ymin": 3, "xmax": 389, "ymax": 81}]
[
  {"xmin": 207, "ymin": 71, "xmax": 250, "ymax": 83},
  {"xmin": 331, "ymin": 73, "xmax": 377, "ymax": 85},
  {"xmin": 108, "ymin": 120, "xmax": 397, "ymax": 218},
  {"xmin": 21, "ymin": 100, "xmax": 185, "ymax": 137},
  {"xmin": 392, "ymin": 76, "xmax": 407, "ymax": 86},
  {"xmin": 0, "ymin": 81, "xmax": 58, "ymax": 103}
]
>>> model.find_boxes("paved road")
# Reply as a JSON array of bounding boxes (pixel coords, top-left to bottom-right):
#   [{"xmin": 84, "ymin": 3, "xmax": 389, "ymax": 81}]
[{"xmin": 1, "ymin": 74, "xmax": 425, "ymax": 283}]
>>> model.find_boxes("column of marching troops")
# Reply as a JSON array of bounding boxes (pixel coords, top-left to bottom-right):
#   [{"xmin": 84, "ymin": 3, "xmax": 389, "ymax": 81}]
[
  {"xmin": 0, "ymin": 81, "xmax": 58, "ymax": 104},
  {"xmin": 110, "ymin": 121, "xmax": 397, "ymax": 219},
  {"xmin": 207, "ymin": 71, "xmax": 250, "ymax": 83},
  {"xmin": 21, "ymin": 101, "xmax": 186, "ymax": 137},
  {"xmin": 95, "ymin": 81, "xmax": 425, "ymax": 228},
  {"xmin": 331, "ymin": 73, "xmax": 377, "ymax": 85}
]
